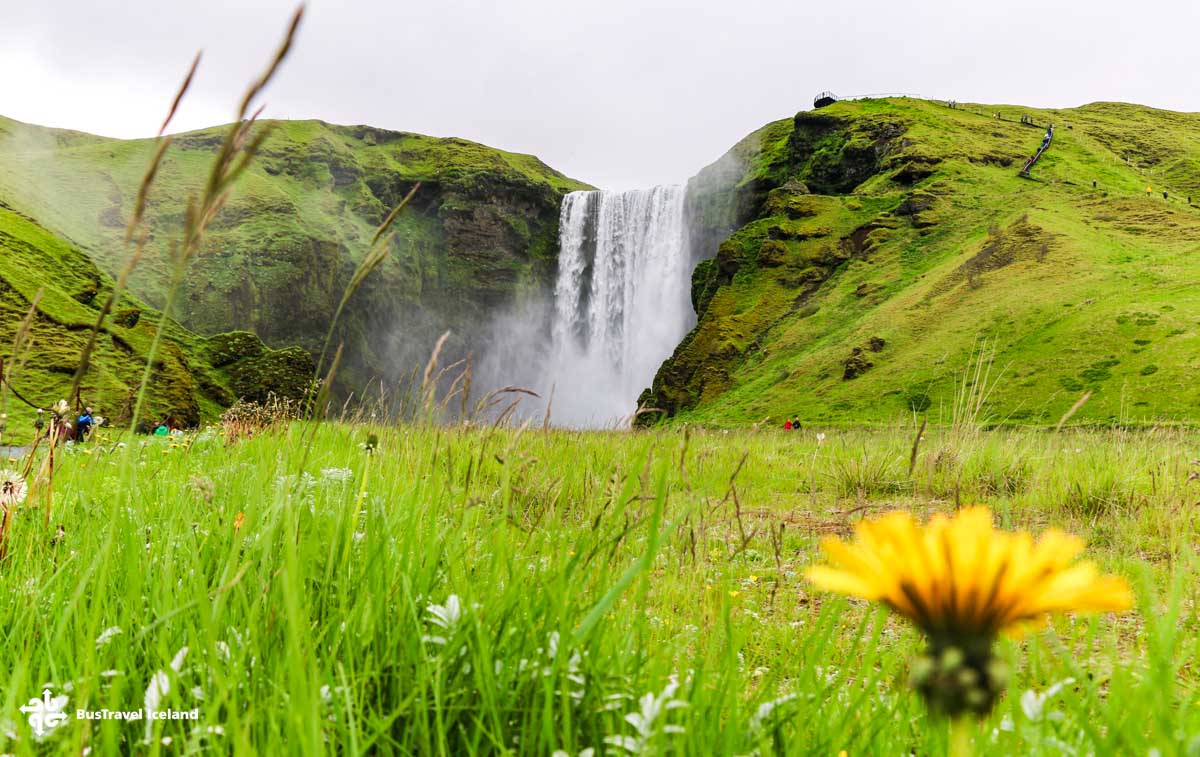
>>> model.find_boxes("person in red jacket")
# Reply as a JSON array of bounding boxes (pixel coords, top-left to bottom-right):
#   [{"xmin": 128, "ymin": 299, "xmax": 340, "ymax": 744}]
[{"xmin": 784, "ymin": 420, "xmax": 793, "ymax": 431}]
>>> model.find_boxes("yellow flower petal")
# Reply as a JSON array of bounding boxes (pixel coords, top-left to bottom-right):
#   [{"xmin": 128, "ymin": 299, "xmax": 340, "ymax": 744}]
[
  {"xmin": 806, "ymin": 566, "xmax": 882, "ymax": 601},
  {"xmin": 806, "ymin": 506, "xmax": 1131, "ymax": 640}
]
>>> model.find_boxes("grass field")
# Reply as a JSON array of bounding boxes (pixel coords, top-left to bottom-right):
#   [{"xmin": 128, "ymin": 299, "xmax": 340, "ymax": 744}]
[{"xmin": 1, "ymin": 421, "xmax": 1196, "ymax": 754}]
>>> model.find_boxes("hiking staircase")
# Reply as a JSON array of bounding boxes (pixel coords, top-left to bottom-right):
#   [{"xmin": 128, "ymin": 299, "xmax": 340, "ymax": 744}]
[{"xmin": 1019, "ymin": 124, "xmax": 1054, "ymax": 177}]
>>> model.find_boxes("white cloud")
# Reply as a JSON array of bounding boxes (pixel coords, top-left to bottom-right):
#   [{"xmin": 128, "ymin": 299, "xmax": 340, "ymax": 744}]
[{"xmin": 3, "ymin": 0, "xmax": 1198, "ymax": 188}]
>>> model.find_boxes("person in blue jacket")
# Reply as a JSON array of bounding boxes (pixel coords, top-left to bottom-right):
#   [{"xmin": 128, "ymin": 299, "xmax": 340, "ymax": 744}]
[{"xmin": 76, "ymin": 407, "xmax": 94, "ymax": 441}]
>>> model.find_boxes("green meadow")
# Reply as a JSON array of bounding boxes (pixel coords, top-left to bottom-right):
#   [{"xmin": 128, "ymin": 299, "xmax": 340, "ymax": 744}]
[{"xmin": 1, "ymin": 422, "xmax": 1196, "ymax": 754}]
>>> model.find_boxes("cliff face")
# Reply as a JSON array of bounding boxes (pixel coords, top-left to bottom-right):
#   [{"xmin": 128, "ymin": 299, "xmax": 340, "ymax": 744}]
[
  {"xmin": 0, "ymin": 201, "xmax": 313, "ymax": 443},
  {"xmin": 642, "ymin": 98, "xmax": 1200, "ymax": 426},
  {"xmin": 0, "ymin": 117, "xmax": 590, "ymax": 389}
]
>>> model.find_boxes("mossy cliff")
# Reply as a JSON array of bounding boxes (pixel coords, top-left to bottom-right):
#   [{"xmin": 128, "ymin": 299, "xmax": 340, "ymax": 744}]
[
  {"xmin": 0, "ymin": 202, "xmax": 313, "ymax": 444},
  {"xmin": 642, "ymin": 98, "xmax": 1200, "ymax": 426},
  {"xmin": 0, "ymin": 117, "xmax": 590, "ymax": 390}
]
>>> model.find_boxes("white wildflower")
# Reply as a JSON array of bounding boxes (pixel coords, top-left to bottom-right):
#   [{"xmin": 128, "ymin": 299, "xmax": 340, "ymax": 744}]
[
  {"xmin": 94, "ymin": 626, "xmax": 123, "ymax": 649},
  {"xmin": 1020, "ymin": 678, "xmax": 1075, "ymax": 723},
  {"xmin": 540, "ymin": 632, "xmax": 585, "ymax": 700},
  {"xmin": 320, "ymin": 467, "xmax": 354, "ymax": 483},
  {"xmin": 599, "ymin": 692, "xmax": 632, "ymax": 712},
  {"xmin": 143, "ymin": 646, "xmax": 188, "ymax": 742},
  {"xmin": 748, "ymin": 693, "xmax": 798, "ymax": 735},
  {"xmin": 604, "ymin": 680, "xmax": 687, "ymax": 754},
  {"xmin": 422, "ymin": 595, "xmax": 463, "ymax": 645},
  {"xmin": 143, "ymin": 671, "xmax": 170, "ymax": 740}
]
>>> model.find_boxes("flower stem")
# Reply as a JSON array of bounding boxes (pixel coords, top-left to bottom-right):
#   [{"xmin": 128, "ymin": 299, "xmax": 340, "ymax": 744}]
[
  {"xmin": 353, "ymin": 451, "xmax": 372, "ymax": 533},
  {"xmin": 949, "ymin": 717, "xmax": 974, "ymax": 757}
]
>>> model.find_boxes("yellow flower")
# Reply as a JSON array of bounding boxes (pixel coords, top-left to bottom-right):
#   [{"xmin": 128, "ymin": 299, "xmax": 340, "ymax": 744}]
[
  {"xmin": 808, "ymin": 507, "xmax": 1132, "ymax": 718},
  {"xmin": 728, "ymin": 590, "xmax": 741, "ymax": 598},
  {"xmin": 807, "ymin": 506, "xmax": 1131, "ymax": 638}
]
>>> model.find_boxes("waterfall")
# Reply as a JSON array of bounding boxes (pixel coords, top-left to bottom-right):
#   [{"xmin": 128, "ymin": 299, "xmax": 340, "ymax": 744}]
[{"xmin": 545, "ymin": 186, "xmax": 693, "ymax": 427}]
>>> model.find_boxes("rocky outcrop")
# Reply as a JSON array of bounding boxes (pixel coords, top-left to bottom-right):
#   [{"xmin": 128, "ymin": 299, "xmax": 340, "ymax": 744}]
[{"xmin": 639, "ymin": 108, "xmax": 910, "ymax": 422}]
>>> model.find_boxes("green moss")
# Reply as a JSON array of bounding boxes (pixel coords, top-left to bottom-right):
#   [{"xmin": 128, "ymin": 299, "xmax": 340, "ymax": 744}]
[
  {"xmin": 0, "ymin": 204, "xmax": 284, "ymax": 442},
  {"xmin": 223, "ymin": 345, "xmax": 315, "ymax": 403},
  {"xmin": 206, "ymin": 331, "xmax": 266, "ymax": 368}
]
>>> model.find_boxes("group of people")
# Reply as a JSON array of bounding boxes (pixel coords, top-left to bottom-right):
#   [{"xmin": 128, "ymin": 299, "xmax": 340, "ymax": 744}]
[
  {"xmin": 32, "ymin": 400, "xmax": 186, "ymax": 444},
  {"xmin": 35, "ymin": 403, "xmax": 101, "ymax": 443},
  {"xmin": 1020, "ymin": 124, "xmax": 1055, "ymax": 175},
  {"xmin": 782, "ymin": 417, "xmax": 802, "ymax": 431},
  {"xmin": 1040, "ymin": 127, "xmax": 1053, "ymax": 151},
  {"xmin": 153, "ymin": 422, "xmax": 178, "ymax": 437}
]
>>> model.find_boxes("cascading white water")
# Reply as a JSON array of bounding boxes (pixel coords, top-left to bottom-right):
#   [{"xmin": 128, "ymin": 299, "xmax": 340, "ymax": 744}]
[{"xmin": 546, "ymin": 186, "xmax": 693, "ymax": 427}]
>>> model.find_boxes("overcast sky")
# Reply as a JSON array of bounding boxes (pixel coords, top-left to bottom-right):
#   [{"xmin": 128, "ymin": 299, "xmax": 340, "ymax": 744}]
[{"xmin": 3, "ymin": 0, "xmax": 1198, "ymax": 188}]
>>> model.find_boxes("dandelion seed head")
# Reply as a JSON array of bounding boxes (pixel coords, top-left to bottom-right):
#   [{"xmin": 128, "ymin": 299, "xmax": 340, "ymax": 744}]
[{"xmin": 0, "ymin": 470, "xmax": 27, "ymax": 509}]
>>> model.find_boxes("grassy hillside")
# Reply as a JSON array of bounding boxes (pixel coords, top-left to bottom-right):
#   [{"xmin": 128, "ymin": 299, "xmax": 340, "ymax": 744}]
[
  {"xmin": 0, "ymin": 116, "xmax": 591, "ymax": 389},
  {"xmin": 644, "ymin": 98, "xmax": 1200, "ymax": 426},
  {"xmin": 0, "ymin": 201, "xmax": 312, "ymax": 444}
]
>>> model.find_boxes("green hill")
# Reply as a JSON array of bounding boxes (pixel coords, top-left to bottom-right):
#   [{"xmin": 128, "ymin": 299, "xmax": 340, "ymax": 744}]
[
  {"xmin": 0, "ymin": 200, "xmax": 313, "ymax": 444},
  {"xmin": 0, "ymin": 116, "xmax": 590, "ymax": 389},
  {"xmin": 643, "ymin": 98, "xmax": 1200, "ymax": 426}
]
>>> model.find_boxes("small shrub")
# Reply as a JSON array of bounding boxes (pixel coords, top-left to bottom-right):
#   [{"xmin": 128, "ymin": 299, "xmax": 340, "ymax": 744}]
[
  {"xmin": 219, "ymin": 393, "xmax": 304, "ymax": 443},
  {"xmin": 825, "ymin": 449, "xmax": 906, "ymax": 497},
  {"xmin": 904, "ymin": 389, "xmax": 932, "ymax": 413},
  {"xmin": 1062, "ymin": 468, "xmax": 1137, "ymax": 518},
  {"xmin": 971, "ymin": 459, "xmax": 1031, "ymax": 497}
]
